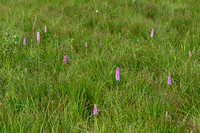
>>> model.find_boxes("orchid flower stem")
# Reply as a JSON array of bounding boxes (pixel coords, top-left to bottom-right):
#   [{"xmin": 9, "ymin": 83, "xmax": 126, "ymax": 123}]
[
  {"xmin": 94, "ymin": 116, "xmax": 98, "ymax": 132},
  {"xmin": 116, "ymin": 81, "xmax": 119, "ymax": 103}
]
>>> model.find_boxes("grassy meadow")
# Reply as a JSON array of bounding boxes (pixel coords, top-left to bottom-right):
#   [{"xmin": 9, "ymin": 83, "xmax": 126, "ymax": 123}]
[{"xmin": 0, "ymin": 0, "xmax": 200, "ymax": 132}]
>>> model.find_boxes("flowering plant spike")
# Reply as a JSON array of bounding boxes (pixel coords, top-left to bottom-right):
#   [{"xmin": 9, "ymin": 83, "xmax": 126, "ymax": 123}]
[
  {"xmin": 168, "ymin": 76, "xmax": 171, "ymax": 85},
  {"xmin": 45, "ymin": 26, "xmax": 47, "ymax": 33},
  {"xmin": 37, "ymin": 32, "xmax": 40, "ymax": 42},
  {"xmin": 151, "ymin": 28, "xmax": 154, "ymax": 38},
  {"xmin": 23, "ymin": 37, "xmax": 26, "ymax": 45},
  {"xmin": 93, "ymin": 104, "xmax": 97, "ymax": 115},
  {"xmin": 116, "ymin": 67, "xmax": 120, "ymax": 81},
  {"xmin": 63, "ymin": 55, "xmax": 67, "ymax": 64},
  {"xmin": 189, "ymin": 51, "xmax": 191, "ymax": 57},
  {"xmin": 165, "ymin": 111, "xmax": 168, "ymax": 118},
  {"xmin": 85, "ymin": 42, "xmax": 88, "ymax": 47}
]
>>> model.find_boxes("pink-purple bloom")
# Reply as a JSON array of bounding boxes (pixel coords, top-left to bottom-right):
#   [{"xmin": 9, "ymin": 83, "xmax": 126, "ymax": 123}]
[
  {"xmin": 165, "ymin": 111, "xmax": 168, "ymax": 118},
  {"xmin": 37, "ymin": 32, "xmax": 40, "ymax": 42},
  {"xmin": 100, "ymin": 42, "xmax": 102, "ymax": 47},
  {"xmin": 150, "ymin": 28, "xmax": 154, "ymax": 38},
  {"xmin": 168, "ymin": 76, "xmax": 171, "ymax": 85},
  {"xmin": 93, "ymin": 104, "xmax": 97, "ymax": 115},
  {"xmin": 63, "ymin": 55, "xmax": 67, "ymax": 64},
  {"xmin": 45, "ymin": 26, "xmax": 47, "ymax": 33},
  {"xmin": 23, "ymin": 37, "xmax": 26, "ymax": 45},
  {"xmin": 85, "ymin": 42, "xmax": 88, "ymax": 47},
  {"xmin": 189, "ymin": 51, "xmax": 191, "ymax": 57},
  {"xmin": 116, "ymin": 67, "xmax": 120, "ymax": 81}
]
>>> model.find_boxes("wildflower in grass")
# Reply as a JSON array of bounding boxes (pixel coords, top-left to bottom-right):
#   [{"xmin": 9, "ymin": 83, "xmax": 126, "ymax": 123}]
[
  {"xmin": 63, "ymin": 55, "xmax": 67, "ymax": 64},
  {"xmin": 165, "ymin": 111, "xmax": 168, "ymax": 118},
  {"xmin": 168, "ymin": 76, "xmax": 171, "ymax": 85},
  {"xmin": 150, "ymin": 28, "xmax": 154, "ymax": 38},
  {"xmin": 85, "ymin": 42, "xmax": 88, "ymax": 47},
  {"xmin": 23, "ymin": 37, "xmax": 26, "ymax": 45},
  {"xmin": 37, "ymin": 32, "xmax": 40, "ymax": 42},
  {"xmin": 96, "ymin": 10, "xmax": 98, "ymax": 13},
  {"xmin": 45, "ymin": 26, "xmax": 47, "ymax": 33},
  {"xmin": 116, "ymin": 67, "xmax": 120, "ymax": 81},
  {"xmin": 93, "ymin": 104, "xmax": 97, "ymax": 115},
  {"xmin": 189, "ymin": 51, "xmax": 191, "ymax": 57},
  {"xmin": 100, "ymin": 42, "xmax": 102, "ymax": 47}
]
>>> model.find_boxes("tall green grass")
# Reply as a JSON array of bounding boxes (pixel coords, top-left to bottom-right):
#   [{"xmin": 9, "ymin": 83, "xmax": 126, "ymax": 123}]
[{"xmin": 0, "ymin": 0, "xmax": 200, "ymax": 132}]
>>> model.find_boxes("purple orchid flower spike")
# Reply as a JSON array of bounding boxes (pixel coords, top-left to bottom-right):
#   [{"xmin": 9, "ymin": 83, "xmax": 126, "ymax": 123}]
[
  {"xmin": 37, "ymin": 32, "xmax": 40, "ymax": 42},
  {"xmin": 45, "ymin": 26, "xmax": 47, "ymax": 33},
  {"xmin": 116, "ymin": 67, "xmax": 120, "ymax": 81},
  {"xmin": 168, "ymin": 76, "xmax": 171, "ymax": 85},
  {"xmin": 165, "ymin": 111, "xmax": 168, "ymax": 118},
  {"xmin": 63, "ymin": 55, "xmax": 67, "ymax": 64},
  {"xmin": 100, "ymin": 42, "xmax": 102, "ymax": 47},
  {"xmin": 189, "ymin": 51, "xmax": 191, "ymax": 57},
  {"xmin": 93, "ymin": 104, "xmax": 97, "ymax": 115},
  {"xmin": 151, "ymin": 28, "xmax": 154, "ymax": 38},
  {"xmin": 23, "ymin": 37, "xmax": 26, "ymax": 45},
  {"xmin": 85, "ymin": 42, "xmax": 88, "ymax": 47}
]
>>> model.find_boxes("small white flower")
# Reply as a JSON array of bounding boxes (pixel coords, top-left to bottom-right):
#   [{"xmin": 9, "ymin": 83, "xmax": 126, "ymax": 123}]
[{"xmin": 96, "ymin": 10, "xmax": 98, "ymax": 13}]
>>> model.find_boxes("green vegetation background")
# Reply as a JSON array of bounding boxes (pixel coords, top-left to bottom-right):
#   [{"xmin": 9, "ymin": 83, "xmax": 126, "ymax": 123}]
[{"xmin": 0, "ymin": 0, "xmax": 200, "ymax": 132}]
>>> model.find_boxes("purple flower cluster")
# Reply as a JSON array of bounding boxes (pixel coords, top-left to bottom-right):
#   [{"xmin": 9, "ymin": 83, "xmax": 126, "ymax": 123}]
[
  {"xmin": 22, "ymin": 24, "xmax": 191, "ymax": 120},
  {"xmin": 85, "ymin": 42, "xmax": 88, "ymax": 47},
  {"xmin": 93, "ymin": 104, "xmax": 97, "ymax": 115},
  {"xmin": 63, "ymin": 55, "xmax": 67, "ymax": 64},
  {"xmin": 116, "ymin": 67, "xmax": 120, "ymax": 81},
  {"xmin": 45, "ymin": 26, "xmax": 47, "ymax": 33},
  {"xmin": 23, "ymin": 26, "xmax": 48, "ymax": 45},
  {"xmin": 150, "ymin": 28, "xmax": 154, "ymax": 38},
  {"xmin": 23, "ymin": 37, "xmax": 26, "ymax": 45},
  {"xmin": 37, "ymin": 32, "xmax": 40, "ymax": 42},
  {"xmin": 168, "ymin": 76, "xmax": 171, "ymax": 85}
]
